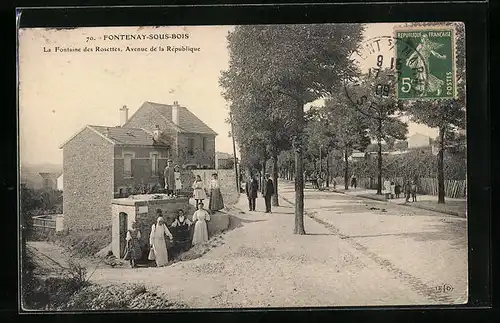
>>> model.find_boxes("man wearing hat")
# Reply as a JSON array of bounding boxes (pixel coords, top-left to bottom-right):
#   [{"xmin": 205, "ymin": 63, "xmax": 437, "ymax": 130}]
[{"xmin": 164, "ymin": 160, "xmax": 176, "ymax": 197}]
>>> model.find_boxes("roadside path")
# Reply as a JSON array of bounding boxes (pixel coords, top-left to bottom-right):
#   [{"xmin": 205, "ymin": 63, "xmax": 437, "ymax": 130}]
[{"xmin": 279, "ymin": 181, "xmax": 468, "ymax": 304}]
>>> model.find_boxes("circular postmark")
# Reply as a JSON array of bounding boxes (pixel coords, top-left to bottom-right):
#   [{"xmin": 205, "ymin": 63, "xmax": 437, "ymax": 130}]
[{"xmin": 343, "ymin": 35, "xmax": 430, "ymax": 111}]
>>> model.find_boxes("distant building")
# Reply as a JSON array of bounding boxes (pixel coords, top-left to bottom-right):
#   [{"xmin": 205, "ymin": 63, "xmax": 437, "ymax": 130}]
[
  {"xmin": 348, "ymin": 150, "xmax": 366, "ymax": 162},
  {"xmin": 60, "ymin": 100, "xmax": 217, "ymax": 230},
  {"xmin": 215, "ymin": 151, "xmax": 236, "ymax": 169},
  {"xmin": 39, "ymin": 172, "xmax": 60, "ymax": 190},
  {"xmin": 407, "ymin": 133, "xmax": 432, "ymax": 149}
]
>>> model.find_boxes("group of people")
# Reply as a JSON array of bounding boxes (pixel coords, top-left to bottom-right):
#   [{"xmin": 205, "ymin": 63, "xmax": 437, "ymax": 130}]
[
  {"xmin": 192, "ymin": 173, "xmax": 225, "ymax": 214},
  {"xmin": 123, "ymin": 204, "xmax": 212, "ymax": 268},
  {"xmin": 163, "ymin": 159, "xmax": 225, "ymax": 214},
  {"xmin": 383, "ymin": 179, "xmax": 418, "ymax": 202},
  {"xmin": 245, "ymin": 173, "xmax": 275, "ymax": 213}
]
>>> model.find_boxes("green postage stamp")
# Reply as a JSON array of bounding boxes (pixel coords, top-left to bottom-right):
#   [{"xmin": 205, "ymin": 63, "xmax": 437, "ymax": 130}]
[{"xmin": 394, "ymin": 26, "xmax": 457, "ymax": 100}]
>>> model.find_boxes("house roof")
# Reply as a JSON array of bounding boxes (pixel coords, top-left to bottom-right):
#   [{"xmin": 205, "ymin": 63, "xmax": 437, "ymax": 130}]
[
  {"xmin": 138, "ymin": 101, "xmax": 218, "ymax": 136},
  {"xmin": 88, "ymin": 125, "xmax": 168, "ymax": 147},
  {"xmin": 39, "ymin": 172, "xmax": 61, "ymax": 179}
]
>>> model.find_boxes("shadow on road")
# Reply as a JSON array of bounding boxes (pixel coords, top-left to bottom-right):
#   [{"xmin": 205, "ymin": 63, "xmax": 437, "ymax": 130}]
[{"xmin": 228, "ymin": 215, "xmax": 268, "ymax": 231}]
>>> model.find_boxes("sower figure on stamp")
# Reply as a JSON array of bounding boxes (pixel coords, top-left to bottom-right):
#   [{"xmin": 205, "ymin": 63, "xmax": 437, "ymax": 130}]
[
  {"xmin": 263, "ymin": 173, "xmax": 274, "ymax": 214},
  {"xmin": 163, "ymin": 160, "xmax": 176, "ymax": 197},
  {"xmin": 245, "ymin": 174, "xmax": 259, "ymax": 212}
]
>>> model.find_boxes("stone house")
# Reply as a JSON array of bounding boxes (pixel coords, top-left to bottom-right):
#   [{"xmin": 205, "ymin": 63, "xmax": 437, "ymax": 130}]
[
  {"xmin": 122, "ymin": 101, "xmax": 217, "ymax": 169},
  {"xmin": 60, "ymin": 125, "xmax": 171, "ymax": 230},
  {"xmin": 407, "ymin": 133, "xmax": 432, "ymax": 149},
  {"xmin": 60, "ymin": 101, "xmax": 217, "ymax": 231}
]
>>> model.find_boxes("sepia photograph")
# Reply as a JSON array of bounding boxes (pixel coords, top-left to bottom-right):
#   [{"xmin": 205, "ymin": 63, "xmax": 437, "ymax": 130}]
[{"xmin": 18, "ymin": 21, "xmax": 468, "ymax": 310}]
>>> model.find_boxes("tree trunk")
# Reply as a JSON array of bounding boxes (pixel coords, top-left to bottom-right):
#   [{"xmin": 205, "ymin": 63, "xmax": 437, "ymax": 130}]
[
  {"xmin": 272, "ymin": 151, "xmax": 279, "ymax": 206},
  {"xmin": 437, "ymin": 126, "xmax": 446, "ymax": 204},
  {"xmin": 261, "ymin": 159, "xmax": 266, "ymax": 195},
  {"xmin": 344, "ymin": 149, "xmax": 349, "ymax": 190},
  {"xmin": 377, "ymin": 118, "xmax": 383, "ymax": 195},
  {"xmin": 294, "ymin": 101, "xmax": 306, "ymax": 235}
]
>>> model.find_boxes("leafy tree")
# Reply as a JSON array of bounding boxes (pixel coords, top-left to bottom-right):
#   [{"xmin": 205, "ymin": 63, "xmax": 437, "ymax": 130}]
[
  {"xmin": 346, "ymin": 69, "xmax": 408, "ymax": 194},
  {"xmin": 322, "ymin": 96, "xmax": 371, "ymax": 190},
  {"xmin": 221, "ymin": 24, "xmax": 364, "ymax": 234},
  {"xmin": 403, "ymin": 22, "xmax": 466, "ymax": 203}
]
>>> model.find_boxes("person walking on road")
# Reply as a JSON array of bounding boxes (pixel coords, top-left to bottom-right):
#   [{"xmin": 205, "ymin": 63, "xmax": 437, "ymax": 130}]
[
  {"xmin": 245, "ymin": 174, "xmax": 259, "ymax": 211},
  {"xmin": 395, "ymin": 182, "xmax": 401, "ymax": 198},
  {"xmin": 263, "ymin": 173, "xmax": 275, "ymax": 213},
  {"xmin": 404, "ymin": 180, "xmax": 412, "ymax": 203},
  {"xmin": 351, "ymin": 174, "xmax": 357, "ymax": 189},
  {"xmin": 411, "ymin": 180, "xmax": 418, "ymax": 202}
]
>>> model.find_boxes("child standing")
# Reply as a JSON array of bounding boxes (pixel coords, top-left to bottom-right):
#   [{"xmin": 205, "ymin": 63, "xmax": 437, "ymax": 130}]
[
  {"xmin": 123, "ymin": 222, "xmax": 142, "ymax": 268},
  {"xmin": 192, "ymin": 175, "xmax": 206, "ymax": 208},
  {"xmin": 174, "ymin": 165, "xmax": 182, "ymax": 197}
]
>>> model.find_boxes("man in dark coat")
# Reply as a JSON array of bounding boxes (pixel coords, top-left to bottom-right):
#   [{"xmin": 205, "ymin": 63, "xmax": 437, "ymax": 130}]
[
  {"xmin": 245, "ymin": 175, "xmax": 259, "ymax": 211},
  {"xmin": 163, "ymin": 160, "xmax": 175, "ymax": 197},
  {"xmin": 263, "ymin": 173, "xmax": 275, "ymax": 213}
]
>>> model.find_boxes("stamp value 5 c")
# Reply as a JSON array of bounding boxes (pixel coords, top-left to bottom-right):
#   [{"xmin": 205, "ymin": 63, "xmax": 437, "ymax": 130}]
[{"xmin": 394, "ymin": 26, "xmax": 457, "ymax": 100}]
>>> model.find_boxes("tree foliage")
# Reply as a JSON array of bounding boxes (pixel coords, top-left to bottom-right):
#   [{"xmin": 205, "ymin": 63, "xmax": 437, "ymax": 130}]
[
  {"xmin": 220, "ymin": 24, "xmax": 365, "ymax": 234},
  {"xmin": 401, "ymin": 22, "xmax": 466, "ymax": 203}
]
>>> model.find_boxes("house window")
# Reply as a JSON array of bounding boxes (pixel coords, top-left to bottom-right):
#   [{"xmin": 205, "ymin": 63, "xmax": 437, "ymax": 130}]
[
  {"xmin": 202, "ymin": 137, "xmax": 207, "ymax": 152},
  {"xmin": 124, "ymin": 153, "xmax": 133, "ymax": 178},
  {"xmin": 151, "ymin": 153, "xmax": 159, "ymax": 176},
  {"xmin": 187, "ymin": 138, "xmax": 195, "ymax": 156}
]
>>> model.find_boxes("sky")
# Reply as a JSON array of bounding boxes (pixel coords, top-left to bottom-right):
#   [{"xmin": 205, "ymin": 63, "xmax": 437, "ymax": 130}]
[{"xmin": 19, "ymin": 23, "xmax": 439, "ymax": 166}]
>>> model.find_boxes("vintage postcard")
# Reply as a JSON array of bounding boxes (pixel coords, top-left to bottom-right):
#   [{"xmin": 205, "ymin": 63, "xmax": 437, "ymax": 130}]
[{"xmin": 18, "ymin": 22, "xmax": 467, "ymax": 310}]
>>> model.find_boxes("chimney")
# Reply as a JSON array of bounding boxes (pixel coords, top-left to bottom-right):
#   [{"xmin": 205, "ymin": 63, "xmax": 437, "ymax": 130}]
[
  {"xmin": 105, "ymin": 127, "xmax": 111, "ymax": 137},
  {"xmin": 172, "ymin": 101, "xmax": 179, "ymax": 126},
  {"xmin": 120, "ymin": 105, "xmax": 129, "ymax": 127},
  {"xmin": 153, "ymin": 124, "xmax": 160, "ymax": 141}
]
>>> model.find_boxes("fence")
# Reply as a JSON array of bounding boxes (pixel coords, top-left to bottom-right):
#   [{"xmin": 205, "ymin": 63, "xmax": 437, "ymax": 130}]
[
  {"xmin": 331, "ymin": 176, "xmax": 466, "ymax": 199},
  {"xmin": 32, "ymin": 214, "xmax": 64, "ymax": 232}
]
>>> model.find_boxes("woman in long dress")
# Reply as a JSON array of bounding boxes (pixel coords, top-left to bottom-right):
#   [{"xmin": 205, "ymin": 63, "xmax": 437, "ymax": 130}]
[
  {"xmin": 208, "ymin": 173, "xmax": 224, "ymax": 214},
  {"xmin": 149, "ymin": 216, "xmax": 173, "ymax": 267},
  {"xmin": 192, "ymin": 175, "xmax": 206, "ymax": 207},
  {"xmin": 123, "ymin": 221, "xmax": 142, "ymax": 268},
  {"xmin": 191, "ymin": 202, "xmax": 210, "ymax": 246},
  {"xmin": 174, "ymin": 165, "xmax": 182, "ymax": 197}
]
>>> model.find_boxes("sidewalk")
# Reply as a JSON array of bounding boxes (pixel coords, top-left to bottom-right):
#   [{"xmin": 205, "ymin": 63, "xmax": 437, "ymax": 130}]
[{"xmin": 326, "ymin": 186, "xmax": 466, "ymax": 218}]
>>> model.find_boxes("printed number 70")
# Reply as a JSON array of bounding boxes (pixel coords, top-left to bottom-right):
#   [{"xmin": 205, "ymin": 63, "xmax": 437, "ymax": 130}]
[{"xmin": 401, "ymin": 77, "xmax": 412, "ymax": 93}]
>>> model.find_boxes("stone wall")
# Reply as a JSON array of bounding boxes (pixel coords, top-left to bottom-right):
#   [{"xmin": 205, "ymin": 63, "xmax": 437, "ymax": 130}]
[{"xmin": 63, "ymin": 127, "xmax": 114, "ymax": 230}]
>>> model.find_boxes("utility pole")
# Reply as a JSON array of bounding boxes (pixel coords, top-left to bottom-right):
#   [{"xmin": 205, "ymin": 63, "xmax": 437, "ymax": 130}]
[
  {"xmin": 319, "ymin": 144, "xmax": 322, "ymax": 174},
  {"xmin": 229, "ymin": 111, "xmax": 240, "ymax": 193}
]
